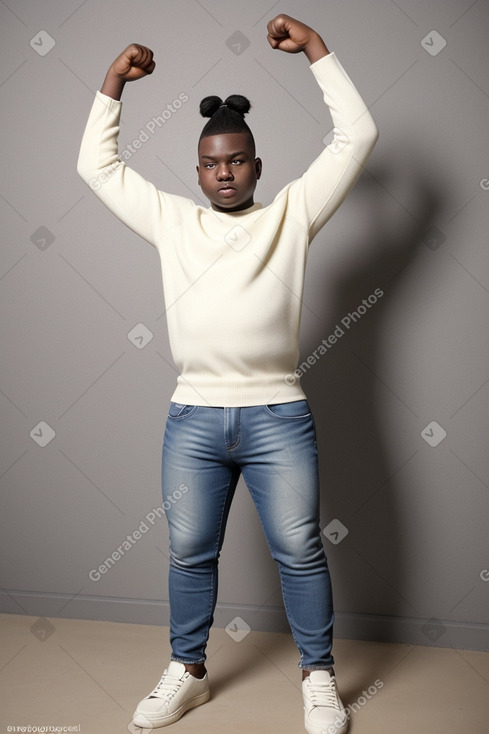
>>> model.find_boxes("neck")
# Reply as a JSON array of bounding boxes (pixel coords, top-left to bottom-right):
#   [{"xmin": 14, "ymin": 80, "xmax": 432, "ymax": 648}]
[{"xmin": 211, "ymin": 196, "xmax": 255, "ymax": 213}]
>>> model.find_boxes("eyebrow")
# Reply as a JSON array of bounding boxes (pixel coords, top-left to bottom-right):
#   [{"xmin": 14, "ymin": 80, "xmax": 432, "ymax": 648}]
[{"xmin": 200, "ymin": 151, "xmax": 249, "ymax": 161}]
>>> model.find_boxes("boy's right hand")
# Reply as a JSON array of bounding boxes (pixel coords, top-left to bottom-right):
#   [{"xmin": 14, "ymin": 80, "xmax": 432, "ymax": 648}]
[
  {"xmin": 101, "ymin": 44, "xmax": 155, "ymax": 99},
  {"xmin": 108, "ymin": 43, "xmax": 155, "ymax": 82}
]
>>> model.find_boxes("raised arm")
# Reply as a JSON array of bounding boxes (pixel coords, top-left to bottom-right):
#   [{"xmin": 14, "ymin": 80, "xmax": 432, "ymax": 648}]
[
  {"xmin": 266, "ymin": 13, "xmax": 379, "ymax": 244},
  {"xmin": 77, "ymin": 44, "xmax": 184, "ymax": 249}
]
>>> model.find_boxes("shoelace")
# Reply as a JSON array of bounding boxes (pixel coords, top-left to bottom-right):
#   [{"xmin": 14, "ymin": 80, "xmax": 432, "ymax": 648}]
[
  {"xmin": 148, "ymin": 669, "xmax": 188, "ymax": 701},
  {"xmin": 306, "ymin": 677, "xmax": 341, "ymax": 710}
]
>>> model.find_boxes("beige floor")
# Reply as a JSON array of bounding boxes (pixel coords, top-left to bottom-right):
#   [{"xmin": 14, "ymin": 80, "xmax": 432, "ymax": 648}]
[{"xmin": 0, "ymin": 613, "xmax": 488, "ymax": 734}]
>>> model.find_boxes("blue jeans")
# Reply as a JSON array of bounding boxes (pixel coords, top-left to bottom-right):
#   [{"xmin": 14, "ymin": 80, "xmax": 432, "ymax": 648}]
[{"xmin": 161, "ymin": 399, "xmax": 335, "ymax": 670}]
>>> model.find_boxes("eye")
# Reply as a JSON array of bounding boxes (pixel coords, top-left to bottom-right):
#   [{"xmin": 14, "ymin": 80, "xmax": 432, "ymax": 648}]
[
  {"xmin": 231, "ymin": 159, "xmax": 244, "ymax": 165},
  {"xmin": 204, "ymin": 163, "xmax": 216, "ymax": 169}
]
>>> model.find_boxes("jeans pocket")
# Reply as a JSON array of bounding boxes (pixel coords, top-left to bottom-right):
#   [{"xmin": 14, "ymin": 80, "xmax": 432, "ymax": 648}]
[
  {"xmin": 264, "ymin": 400, "xmax": 311, "ymax": 419},
  {"xmin": 168, "ymin": 402, "xmax": 199, "ymax": 419}
]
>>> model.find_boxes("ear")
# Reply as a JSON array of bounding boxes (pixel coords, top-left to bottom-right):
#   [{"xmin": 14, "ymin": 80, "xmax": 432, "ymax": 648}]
[
  {"xmin": 196, "ymin": 164, "xmax": 200, "ymax": 186},
  {"xmin": 255, "ymin": 157, "xmax": 262, "ymax": 180}
]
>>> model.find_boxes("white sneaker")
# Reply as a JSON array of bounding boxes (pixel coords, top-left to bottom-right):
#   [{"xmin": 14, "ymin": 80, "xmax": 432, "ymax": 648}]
[
  {"xmin": 132, "ymin": 661, "xmax": 210, "ymax": 728},
  {"xmin": 302, "ymin": 670, "xmax": 348, "ymax": 734}
]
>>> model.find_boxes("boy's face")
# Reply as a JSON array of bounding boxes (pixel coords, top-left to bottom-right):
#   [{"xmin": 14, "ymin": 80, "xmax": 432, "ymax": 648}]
[{"xmin": 197, "ymin": 132, "xmax": 262, "ymax": 212}]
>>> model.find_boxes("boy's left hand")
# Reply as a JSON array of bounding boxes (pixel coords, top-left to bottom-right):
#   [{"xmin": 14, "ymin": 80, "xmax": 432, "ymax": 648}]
[
  {"xmin": 267, "ymin": 14, "xmax": 317, "ymax": 54},
  {"xmin": 266, "ymin": 14, "xmax": 329, "ymax": 63}
]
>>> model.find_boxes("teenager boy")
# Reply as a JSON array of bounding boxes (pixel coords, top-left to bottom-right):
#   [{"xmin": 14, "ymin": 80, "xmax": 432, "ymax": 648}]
[{"xmin": 77, "ymin": 13, "xmax": 378, "ymax": 733}]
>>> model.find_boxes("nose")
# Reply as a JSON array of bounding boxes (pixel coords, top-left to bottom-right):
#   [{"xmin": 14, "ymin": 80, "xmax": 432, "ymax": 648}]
[{"xmin": 216, "ymin": 163, "xmax": 233, "ymax": 181}]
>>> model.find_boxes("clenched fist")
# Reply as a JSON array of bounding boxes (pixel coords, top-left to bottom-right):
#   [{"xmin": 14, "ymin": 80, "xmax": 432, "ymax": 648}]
[
  {"xmin": 101, "ymin": 43, "xmax": 155, "ymax": 99},
  {"xmin": 267, "ymin": 14, "xmax": 329, "ymax": 63},
  {"xmin": 108, "ymin": 43, "xmax": 155, "ymax": 82}
]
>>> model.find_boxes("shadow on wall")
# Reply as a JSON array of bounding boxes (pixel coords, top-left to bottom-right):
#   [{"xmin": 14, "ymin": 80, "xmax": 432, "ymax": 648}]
[{"xmin": 302, "ymin": 162, "xmax": 446, "ymax": 647}]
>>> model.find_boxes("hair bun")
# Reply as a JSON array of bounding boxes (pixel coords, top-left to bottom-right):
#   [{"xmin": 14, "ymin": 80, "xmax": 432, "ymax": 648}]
[
  {"xmin": 199, "ymin": 95, "xmax": 223, "ymax": 118},
  {"xmin": 199, "ymin": 94, "xmax": 251, "ymax": 118},
  {"xmin": 224, "ymin": 95, "xmax": 251, "ymax": 116}
]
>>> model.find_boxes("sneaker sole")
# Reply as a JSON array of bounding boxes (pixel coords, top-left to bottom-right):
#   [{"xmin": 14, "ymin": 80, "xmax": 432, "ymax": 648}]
[
  {"xmin": 304, "ymin": 707, "xmax": 349, "ymax": 734},
  {"xmin": 132, "ymin": 689, "xmax": 210, "ymax": 728}
]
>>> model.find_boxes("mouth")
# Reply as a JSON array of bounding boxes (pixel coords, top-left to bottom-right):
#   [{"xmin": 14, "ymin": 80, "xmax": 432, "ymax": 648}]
[{"xmin": 218, "ymin": 186, "xmax": 237, "ymax": 197}]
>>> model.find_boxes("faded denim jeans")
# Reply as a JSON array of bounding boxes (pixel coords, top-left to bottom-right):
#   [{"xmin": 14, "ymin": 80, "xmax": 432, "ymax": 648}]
[{"xmin": 161, "ymin": 399, "xmax": 335, "ymax": 670}]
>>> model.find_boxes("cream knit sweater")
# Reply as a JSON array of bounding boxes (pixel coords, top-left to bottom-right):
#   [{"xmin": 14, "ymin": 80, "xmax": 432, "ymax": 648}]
[{"xmin": 77, "ymin": 52, "xmax": 378, "ymax": 407}]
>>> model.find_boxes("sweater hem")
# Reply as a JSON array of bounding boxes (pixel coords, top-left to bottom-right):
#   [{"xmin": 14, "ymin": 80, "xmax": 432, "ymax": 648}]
[{"xmin": 170, "ymin": 377, "xmax": 307, "ymax": 408}]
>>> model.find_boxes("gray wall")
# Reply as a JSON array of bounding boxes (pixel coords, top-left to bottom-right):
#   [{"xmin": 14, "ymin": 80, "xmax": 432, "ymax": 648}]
[{"xmin": 1, "ymin": 0, "xmax": 488, "ymax": 653}]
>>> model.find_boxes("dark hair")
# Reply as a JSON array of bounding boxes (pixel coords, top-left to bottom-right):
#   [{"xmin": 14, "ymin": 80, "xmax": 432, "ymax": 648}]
[{"xmin": 199, "ymin": 94, "xmax": 255, "ymax": 152}]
